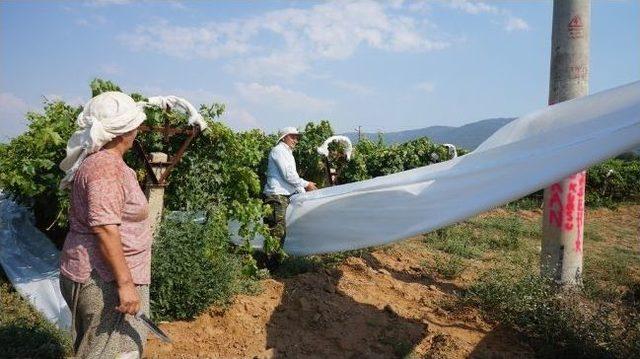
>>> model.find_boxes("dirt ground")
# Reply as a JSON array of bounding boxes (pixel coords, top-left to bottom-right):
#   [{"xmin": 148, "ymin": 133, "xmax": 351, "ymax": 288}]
[
  {"xmin": 145, "ymin": 205, "xmax": 639, "ymax": 358},
  {"xmin": 145, "ymin": 250, "xmax": 531, "ymax": 357},
  {"xmin": 145, "ymin": 254, "xmax": 531, "ymax": 358}
]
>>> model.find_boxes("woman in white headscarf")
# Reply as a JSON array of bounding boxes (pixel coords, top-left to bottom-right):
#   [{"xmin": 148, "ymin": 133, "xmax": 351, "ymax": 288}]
[{"xmin": 58, "ymin": 91, "xmax": 204, "ymax": 358}]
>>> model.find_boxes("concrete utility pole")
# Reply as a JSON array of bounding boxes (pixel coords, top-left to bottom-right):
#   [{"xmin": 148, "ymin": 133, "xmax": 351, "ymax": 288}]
[{"xmin": 541, "ymin": 0, "xmax": 590, "ymax": 285}]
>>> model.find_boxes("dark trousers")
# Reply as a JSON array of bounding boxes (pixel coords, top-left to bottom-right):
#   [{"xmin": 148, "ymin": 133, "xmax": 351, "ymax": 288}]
[{"xmin": 263, "ymin": 194, "xmax": 290, "ymax": 246}]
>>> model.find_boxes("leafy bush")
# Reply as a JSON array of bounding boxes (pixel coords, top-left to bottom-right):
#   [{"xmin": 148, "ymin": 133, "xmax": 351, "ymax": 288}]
[
  {"xmin": 151, "ymin": 207, "xmax": 247, "ymax": 320},
  {"xmin": 586, "ymin": 158, "xmax": 640, "ymax": 205},
  {"xmin": 338, "ymin": 135, "xmax": 453, "ymax": 183},
  {"xmin": 294, "ymin": 120, "xmax": 335, "ymax": 186},
  {"xmin": 508, "ymin": 158, "xmax": 640, "ymax": 209},
  {"xmin": 0, "ymin": 101, "xmax": 79, "ymax": 246}
]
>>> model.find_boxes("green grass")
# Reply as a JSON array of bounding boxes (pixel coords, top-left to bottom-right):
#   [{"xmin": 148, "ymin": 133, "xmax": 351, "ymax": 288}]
[
  {"xmin": 504, "ymin": 196, "xmax": 542, "ymax": 211},
  {"xmin": 584, "ymin": 222, "xmax": 606, "ymax": 242},
  {"xmin": 433, "ymin": 255, "xmax": 467, "ymax": 279},
  {"xmin": 0, "ymin": 269, "xmax": 71, "ymax": 358},
  {"xmin": 582, "ymin": 245, "xmax": 640, "ymax": 302},
  {"xmin": 423, "ymin": 215, "xmax": 538, "ymax": 259},
  {"xmin": 274, "ymin": 248, "xmax": 372, "ymax": 278}
]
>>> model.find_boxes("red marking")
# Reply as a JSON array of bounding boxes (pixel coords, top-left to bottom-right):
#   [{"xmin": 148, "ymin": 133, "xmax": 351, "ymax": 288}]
[
  {"xmin": 549, "ymin": 209, "xmax": 563, "ymax": 228},
  {"xmin": 564, "ymin": 192, "xmax": 576, "ymax": 231},
  {"xmin": 568, "ymin": 16, "xmax": 583, "ymax": 28},
  {"xmin": 575, "ymin": 234, "xmax": 582, "ymax": 252},
  {"xmin": 569, "ymin": 66, "xmax": 588, "ymax": 79},
  {"xmin": 568, "ymin": 15, "xmax": 585, "ymax": 39},
  {"xmin": 574, "ymin": 172, "xmax": 586, "ymax": 253},
  {"xmin": 548, "ymin": 183, "xmax": 564, "ymax": 228}
]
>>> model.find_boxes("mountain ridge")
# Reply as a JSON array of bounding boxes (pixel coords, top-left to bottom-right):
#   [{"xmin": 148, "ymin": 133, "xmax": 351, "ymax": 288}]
[{"xmin": 342, "ymin": 117, "xmax": 516, "ymax": 150}]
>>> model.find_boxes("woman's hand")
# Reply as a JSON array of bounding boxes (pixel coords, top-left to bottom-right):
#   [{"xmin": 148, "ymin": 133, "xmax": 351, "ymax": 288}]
[
  {"xmin": 93, "ymin": 224, "xmax": 140, "ymax": 315},
  {"xmin": 116, "ymin": 281, "xmax": 141, "ymax": 315}
]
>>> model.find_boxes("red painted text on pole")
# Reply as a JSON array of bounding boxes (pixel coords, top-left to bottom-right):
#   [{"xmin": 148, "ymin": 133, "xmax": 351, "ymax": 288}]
[{"xmin": 548, "ymin": 183, "xmax": 563, "ymax": 228}]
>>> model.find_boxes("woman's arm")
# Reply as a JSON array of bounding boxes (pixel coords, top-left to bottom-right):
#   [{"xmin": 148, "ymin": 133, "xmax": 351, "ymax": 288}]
[{"xmin": 93, "ymin": 224, "xmax": 140, "ymax": 315}]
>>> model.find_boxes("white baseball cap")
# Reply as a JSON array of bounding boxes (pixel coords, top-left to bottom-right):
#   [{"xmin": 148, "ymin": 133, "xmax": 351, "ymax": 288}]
[{"xmin": 277, "ymin": 126, "xmax": 301, "ymax": 143}]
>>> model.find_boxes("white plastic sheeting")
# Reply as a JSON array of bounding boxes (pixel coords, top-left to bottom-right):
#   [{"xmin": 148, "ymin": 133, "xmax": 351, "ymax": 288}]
[
  {"xmin": 0, "ymin": 194, "xmax": 71, "ymax": 329},
  {"xmin": 284, "ymin": 81, "xmax": 640, "ymax": 255}
]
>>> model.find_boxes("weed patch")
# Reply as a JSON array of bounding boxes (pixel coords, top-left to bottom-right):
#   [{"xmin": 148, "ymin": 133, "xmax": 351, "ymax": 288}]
[
  {"xmin": 0, "ymin": 279, "xmax": 71, "ymax": 358},
  {"xmin": 466, "ymin": 268, "xmax": 640, "ymax": 358},
  {"xmin": 434, "ymin": 255, "xmax": 467, "ymax": 279}
]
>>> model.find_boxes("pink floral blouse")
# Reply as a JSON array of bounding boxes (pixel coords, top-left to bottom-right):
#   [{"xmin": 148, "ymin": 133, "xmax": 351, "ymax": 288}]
[{"xmin": 60, "ymin": 150, "xmax": 153, "ymax": 285}]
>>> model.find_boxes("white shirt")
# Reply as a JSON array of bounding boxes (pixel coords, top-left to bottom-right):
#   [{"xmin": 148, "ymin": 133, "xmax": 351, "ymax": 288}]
[{"xmin": 263, "ymin": 142, "xmax": 309, "ymax": 196}]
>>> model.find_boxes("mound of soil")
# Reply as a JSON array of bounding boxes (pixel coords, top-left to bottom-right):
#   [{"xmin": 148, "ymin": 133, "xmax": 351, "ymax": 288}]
[{"xmin": 145, "ymin": 247, "xmax": 533, "ymax": 358}]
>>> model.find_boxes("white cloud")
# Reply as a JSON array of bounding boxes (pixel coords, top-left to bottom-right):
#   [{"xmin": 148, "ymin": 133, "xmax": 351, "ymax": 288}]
[
  {"xmin": 228, "ymin": 51, "xmax": 310, "ymax": 80},
  {"xmin": 98, "ymin": 63, "xmax": 122, "ymax": 76},
  {"xmin": 446, "ymin": 0, "xmax": 529, "ymax": 33},
  {"xmin": 406, "ymin": 1, "xmax": 432, "ymax": 14},
  {"xmin": 333, "ymin": 80, "xmax": 374, "ymax": 95},
  {"xmin": 85, "ymin": 0, "xmax": 131, "ymax": 7},
  {"xmin": 75, "ymin": 15, "xmax": 107, "ymax": 27},
  {"xmin": 413, "ymin": 81, "xmax": 436, "ymax": 93},
  {"xmin": 448, "ymin": 0, "xmax": 499, "ymax": 15},
  {"xmin": 222, "ymin": 106, "xmax": 262, "ymax": 130},
  {"xmin": 43, "ymin": 94, "xmax": 87, "ymax": 106},
  {"xmin": 505, "ymin": 16, "xmax": 530, "ymax": 32},
  {"xmin": 85, "ymin": 0, "xmax": 187, "ymax": 10},
  {"xmin": 167, "ymin": 1, "xmax": 187, "ymax": 10},
  {"xmin": 0, "ymin": 92, "xmax": 29, "ymax": 112},
  {"xmin": 0, "ymin": 92, "xmax": 30, "ymax": 141},
  {"xmin": 120, "ymin": 19, "xmax": 255, "ymax": 60},
  {"xmin": 120, "ymin": 1, "xmax": 449, "ymax": 79},
  {"xmin": 235, "ymin": 82, "xmax": 333, "ymax": 113}
]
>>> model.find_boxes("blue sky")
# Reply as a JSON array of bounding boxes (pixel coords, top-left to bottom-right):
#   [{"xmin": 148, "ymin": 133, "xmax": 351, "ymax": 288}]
[{"xmin": 1, "ymin": 1, "xmax": 638, "ymax": 140}]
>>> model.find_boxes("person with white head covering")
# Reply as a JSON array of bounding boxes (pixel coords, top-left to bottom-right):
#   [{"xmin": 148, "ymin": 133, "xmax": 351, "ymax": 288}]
[
  {"xmin": 263, "ymin": 127, "xmax": 317, "ymax": 254},
  {"xmin": 58, "ymin": 91, "xmax": 204, "ymax": 358}
]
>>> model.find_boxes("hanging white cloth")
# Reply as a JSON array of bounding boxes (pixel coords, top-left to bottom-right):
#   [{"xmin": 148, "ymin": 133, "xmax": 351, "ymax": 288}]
[
  {"xmin": 317, "ymin": 135, "xmax": 353, "ymax": 160},
  {"xmin": 146, "ymin": 95, "xmax": 208, "ymax": 130},
  {"xmin": 281, "ymin": 81, "xmax": 640, "ymax": 255}
]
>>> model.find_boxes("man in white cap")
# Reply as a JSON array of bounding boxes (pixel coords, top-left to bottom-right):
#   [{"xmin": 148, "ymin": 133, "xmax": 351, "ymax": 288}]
[{"xmin": 263, "ymin": 126, "xmax": 317, "ymax": 250}]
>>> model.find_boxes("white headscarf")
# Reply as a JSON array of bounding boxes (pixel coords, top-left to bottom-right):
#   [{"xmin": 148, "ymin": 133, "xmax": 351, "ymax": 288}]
[
  {"xmin": 317, "ymin": 135, "xmax": 353, "ymax": 160},
  {"xmin": 59, "ymin": 91, "xmax": 207, "ymax": 189}
]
